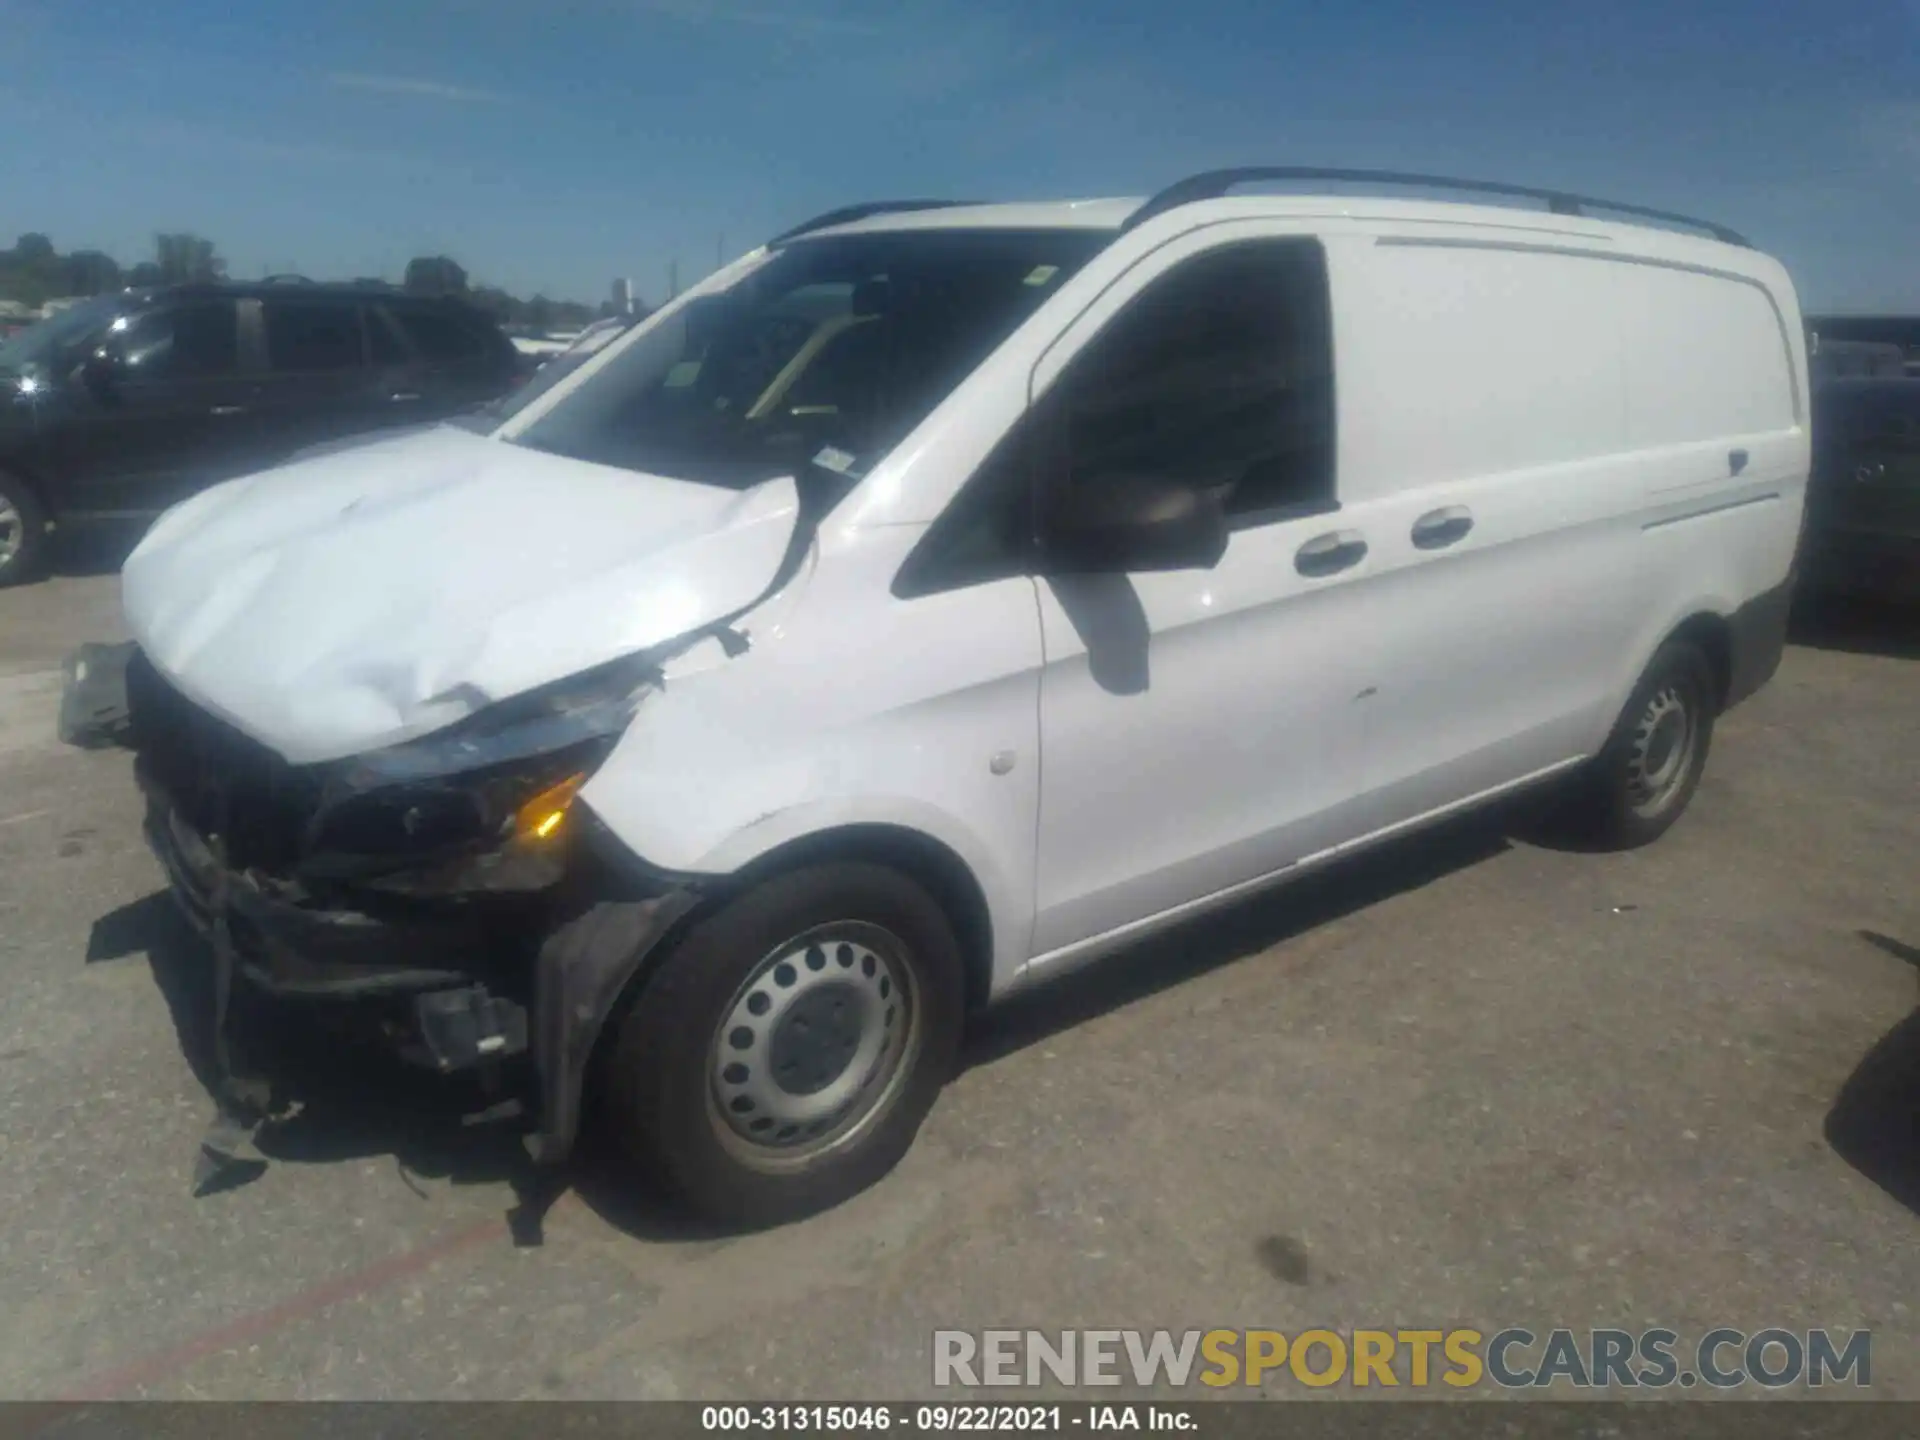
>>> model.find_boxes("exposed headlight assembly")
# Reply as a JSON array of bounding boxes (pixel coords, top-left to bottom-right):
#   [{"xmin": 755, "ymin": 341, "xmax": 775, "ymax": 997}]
[{"xmin": 299, "ymin": 655, "xmax": 661, "ymax": 890}]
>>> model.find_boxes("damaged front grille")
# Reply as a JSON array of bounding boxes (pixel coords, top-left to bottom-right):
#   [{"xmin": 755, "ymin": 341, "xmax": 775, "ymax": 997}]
[{"xmin": 126, "ymin": 650, "xmax": 324, "ymax": 873}]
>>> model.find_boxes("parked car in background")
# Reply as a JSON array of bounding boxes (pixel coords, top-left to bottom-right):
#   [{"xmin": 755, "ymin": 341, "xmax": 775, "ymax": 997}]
[
  {"xmin": 1802, "ymin": 376, "xmax": 1920, "ymax": 604},
  {"xmin": 0, "ymin": 282, "xmax": 523, "ymax": 584},
  {"xmin": 119, "ymin": 171, "xmax": 1806, "ymax": 1226}
]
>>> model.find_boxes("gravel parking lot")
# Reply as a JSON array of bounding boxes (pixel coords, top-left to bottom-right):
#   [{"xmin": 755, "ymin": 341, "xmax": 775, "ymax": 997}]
[{"xmin": 1, "ymin": 551, "xmax": 1917, "ymax": 1402}]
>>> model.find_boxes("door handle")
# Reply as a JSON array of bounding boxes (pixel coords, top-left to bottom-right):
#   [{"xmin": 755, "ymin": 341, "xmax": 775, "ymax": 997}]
[
  {"xmin": 1729, "ymin": 448, "xmax": 1749, "ymax": 476},
  {"xmin": 209, "ymin": 404, "xmax": 248, "ymax": 417},
  {"xmin": 1295, "ymin": 529, "xmax": 1368, "ymax": 577},
  {"xmin": 1410, "ymin": 506, "xmax": 1474, "ymax": 550},
  {"xmin": 389, "ymin": 391, "xmax": 422, "ymax": 403}
]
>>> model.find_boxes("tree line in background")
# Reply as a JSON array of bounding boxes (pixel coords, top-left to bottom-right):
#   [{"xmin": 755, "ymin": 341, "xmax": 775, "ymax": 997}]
[{"xmin": 0, "ymin": 234, "xmax": 625, "ymax": 334}]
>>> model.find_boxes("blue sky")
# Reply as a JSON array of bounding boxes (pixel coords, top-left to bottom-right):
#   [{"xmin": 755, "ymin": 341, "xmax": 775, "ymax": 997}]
[{"xmin": 1, "ymin": 0, "xmax": 1916, "ymax": 310}]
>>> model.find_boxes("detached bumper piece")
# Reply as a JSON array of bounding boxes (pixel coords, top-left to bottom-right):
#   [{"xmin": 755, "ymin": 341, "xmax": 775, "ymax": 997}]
[{"xmin": 57, "ymin": 640, "xmax": 139, "ymax": 751}]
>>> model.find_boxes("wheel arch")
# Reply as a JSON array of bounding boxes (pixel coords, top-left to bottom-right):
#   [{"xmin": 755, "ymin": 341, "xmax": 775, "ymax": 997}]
[
  {"xmin": 0, "ymin": 456, "xmax": 54, "ymax": 516},
  {"xmin": 1663, "ymin": 610, "xmax": 1734, "ymax": 708},
  {"xmin": 701, "ymin": 822, "xmax": 998, "ymax": 1015},
  {"xmin": 531, "ymin": 816, "xmax": 999, "ymax": 1171},
  {"xmin": 0, "ymin": 458, "xmax": 55, "ymax": 583},
  {"xmin": 1612, "ymin": 600, "xmax": 1737, "ymax": 726}
]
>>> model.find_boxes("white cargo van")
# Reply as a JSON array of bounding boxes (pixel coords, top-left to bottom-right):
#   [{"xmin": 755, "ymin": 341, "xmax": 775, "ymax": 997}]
[{"xmin": 120, "ymin": 169, "xmax": 1808, "ymax": 1224}]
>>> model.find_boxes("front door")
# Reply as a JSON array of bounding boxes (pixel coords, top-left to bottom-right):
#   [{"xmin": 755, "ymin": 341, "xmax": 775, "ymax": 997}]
[
  {"xmin": 51, "ymin": 297, "xmax": 263, "ymax": 516},
  {"xmin": 1028, "ymin": 229, "xmax": 1386, "ymax": 961}
]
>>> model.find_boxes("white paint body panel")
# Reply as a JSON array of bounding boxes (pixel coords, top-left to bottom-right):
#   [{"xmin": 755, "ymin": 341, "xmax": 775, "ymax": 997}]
[
  {"xmin": 580, "ymin": 523, "xmax": 1046, "ymax": 988},
  {"xmin": 120, "ymin": 425, "xmax": 800, "ymax": 764},
  {"xmin": 124, "ymin": 194, "xmax": 1811, "ymax": 1004}
]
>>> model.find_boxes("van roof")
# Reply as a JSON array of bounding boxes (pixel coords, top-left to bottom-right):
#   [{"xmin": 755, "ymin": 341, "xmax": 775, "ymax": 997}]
[
  {"xmin": 775, "ymin": 170, "xmax": 1752, "ymax": 254},
  {"xmin": 796, "ymin": 195, "xmax": 1748, "ymax": 253}
]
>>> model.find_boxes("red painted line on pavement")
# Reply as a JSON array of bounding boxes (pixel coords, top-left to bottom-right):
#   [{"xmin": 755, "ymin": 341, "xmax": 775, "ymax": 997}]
[{"xmin": 58, "ymin": 1216, "xmax": 506, "ymax": 1401}]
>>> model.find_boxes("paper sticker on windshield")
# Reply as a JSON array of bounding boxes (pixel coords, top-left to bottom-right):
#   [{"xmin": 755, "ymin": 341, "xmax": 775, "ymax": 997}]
[
  {"xmin": 813, "ymin": 446, "xmax": 858, "ymax": 474},
  {"xmin": 664, "ymin": 360, "xmax": 702, "ymax": 388},
  {"xmin": 1023, "ymin": 265, "xmax": 1060, "ymax": 287}
]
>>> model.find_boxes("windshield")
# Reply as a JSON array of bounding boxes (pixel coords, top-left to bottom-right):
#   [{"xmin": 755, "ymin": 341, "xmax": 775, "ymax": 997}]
[
  {"xmin": 506, "ymin": 228, "xmax": 1111, "ymax": 490},
  {"xmin": 0, "ymin": 294, "xmax": 130, "ymax": 377}
]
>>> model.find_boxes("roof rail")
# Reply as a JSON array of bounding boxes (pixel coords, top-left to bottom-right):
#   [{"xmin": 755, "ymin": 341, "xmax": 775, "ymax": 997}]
[
  {"xmin": 1122, "ymin": 167, "xmax": 1749, "ymax": 246},
  {"xmin": 263, "ymin": 273, "xmax": 314, "ymax": 284},
  {"xmin": 768, "ymin": 200, "xmax": 987, "ymax": 247}
]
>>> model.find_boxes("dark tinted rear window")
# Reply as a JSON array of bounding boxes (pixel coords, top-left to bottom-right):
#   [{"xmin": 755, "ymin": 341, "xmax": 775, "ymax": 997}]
[
  {"xmin": 367, "ymin": 308, "xmax": 409, "ymax": 366},
  {"xmin": 264, "ymin": 299, "xmax": 364, "ymax": 372},
  {"xmin": 396, "ymin": 305, "xmax": 497, "ymax": 363}
]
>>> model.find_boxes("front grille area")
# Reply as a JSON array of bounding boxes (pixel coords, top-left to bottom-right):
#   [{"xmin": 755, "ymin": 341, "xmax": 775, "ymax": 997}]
[{"xmin": 127, "ymin": 650, "xmax": 324, "ymax": 873}]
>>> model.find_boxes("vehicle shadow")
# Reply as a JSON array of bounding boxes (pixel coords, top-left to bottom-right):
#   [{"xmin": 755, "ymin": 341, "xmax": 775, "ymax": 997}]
[
  {"xmin": 1789, "ymin": 592, "xmax": 1920, "ymax": 661},
  {"xmin": 1824, "ymin": 932, "xmax": 1920, "ymax": 1218},
  {"xmin": 88, "ymin": 804, "xmax": 1517, "ymax": 1245},
  {"xmin": 964, "ymin": 806, "xmax": 1515, "ymax": 1070}
]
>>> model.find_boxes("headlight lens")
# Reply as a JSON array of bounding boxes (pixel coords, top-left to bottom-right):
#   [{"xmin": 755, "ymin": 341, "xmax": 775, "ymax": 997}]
[{"xmin": 305, "ymin": 656, "xmax": 659, "ymax": 869}]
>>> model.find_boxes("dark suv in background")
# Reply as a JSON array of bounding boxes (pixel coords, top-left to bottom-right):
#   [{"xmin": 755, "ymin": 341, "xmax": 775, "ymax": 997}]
[{"xmin": 0, "ymin": 281, "xmax": 523, "ymax": 584}]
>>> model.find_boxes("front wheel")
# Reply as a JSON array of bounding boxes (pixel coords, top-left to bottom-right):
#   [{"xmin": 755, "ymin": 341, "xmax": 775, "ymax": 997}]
[
  {"xmin": 1563, "ymin": 639, "xmax": 1718, "ymax": 849},
  {"xmin": 598, "ymin": 862, "xmax": 967, "ymax": 1228}
]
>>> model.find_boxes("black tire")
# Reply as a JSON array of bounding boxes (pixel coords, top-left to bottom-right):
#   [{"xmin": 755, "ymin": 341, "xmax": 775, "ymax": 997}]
[
  {"xmin": 598, "ymin": 862, "xmax": 966, "ymax": 1228},
  {"xmin": 1563, "ymin": 639, "xmax": 1718, "ymax": 850},
  {"xmin": 0, "ymin": 469, "xmax": 50, "ymax": 588}
]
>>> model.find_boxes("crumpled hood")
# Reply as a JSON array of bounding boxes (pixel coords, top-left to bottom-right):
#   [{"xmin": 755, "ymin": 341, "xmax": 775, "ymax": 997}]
[{"xmin": 121, "ymin": 425, "xmax": 799, "ymax": 765}]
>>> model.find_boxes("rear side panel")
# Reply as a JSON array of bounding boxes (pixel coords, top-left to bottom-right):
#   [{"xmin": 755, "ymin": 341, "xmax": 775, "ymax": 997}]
[{"xmin": 1610, "ymin": 256, "xmax": 1808, "ymax": 710}]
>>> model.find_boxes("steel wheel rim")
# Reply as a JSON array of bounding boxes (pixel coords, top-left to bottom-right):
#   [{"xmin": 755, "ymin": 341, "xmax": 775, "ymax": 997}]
[
  {"xmin": 706, "ymin": 921, "xmax": 922, "ymax": 1173},
  {"xmin": 1626, "ymin": 683, "xmax": 1695, "ymax": 817},
  {"xmin": 0, "ymin": 495, "xmax": 21, "ymax": 567}
]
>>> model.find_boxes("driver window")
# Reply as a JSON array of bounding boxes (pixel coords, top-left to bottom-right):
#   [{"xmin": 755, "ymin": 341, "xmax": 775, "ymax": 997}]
[
  {"xmin": 1050, "ymin": 238, "xmax": 1335, "ymax": 526},
  {"xmin": 112, "ymin": 302, "xmax": 239, "ymax": 380}
]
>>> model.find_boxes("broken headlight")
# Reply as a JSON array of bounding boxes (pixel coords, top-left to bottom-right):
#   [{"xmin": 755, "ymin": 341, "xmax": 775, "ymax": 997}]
[{"xmin": 301, "ymin": 655, "xmax": 660, "ymax": 887}]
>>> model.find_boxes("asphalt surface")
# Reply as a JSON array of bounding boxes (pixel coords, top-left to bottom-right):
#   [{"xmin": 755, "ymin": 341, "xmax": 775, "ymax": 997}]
[{"xmin": 1, "ymin": 545, "xmax": 1917, "ymax": 1403}]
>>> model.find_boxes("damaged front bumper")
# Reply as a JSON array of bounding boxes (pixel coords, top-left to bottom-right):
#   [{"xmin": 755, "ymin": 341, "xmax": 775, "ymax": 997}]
[
  {"xmin": 123, "ymin": 644, "xmax": 706, "ymax": 1194},
  {"xmin": 137, "ymin": 768, "xmax": 694, "ymax": 1196}
]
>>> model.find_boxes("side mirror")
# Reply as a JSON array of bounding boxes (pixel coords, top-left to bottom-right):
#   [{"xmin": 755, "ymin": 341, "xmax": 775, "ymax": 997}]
[{"xmin": 1039, "ymin": 474, "xmax": 1229, "ymax": 574}]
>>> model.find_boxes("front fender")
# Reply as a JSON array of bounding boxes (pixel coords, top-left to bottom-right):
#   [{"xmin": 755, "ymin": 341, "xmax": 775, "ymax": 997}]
[
  {"xmin": 575, "ymin": 524, "xmax": 1045, "ymax": 1001},
  {"xmin": 584, "ymin": 786, "xmax": 1027, "ymax": 998}
]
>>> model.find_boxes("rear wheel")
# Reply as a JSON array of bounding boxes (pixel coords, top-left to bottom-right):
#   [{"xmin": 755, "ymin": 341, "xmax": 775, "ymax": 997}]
[
  {"xmin": 1563, "ymin": 639, "xmax": 1717, "ymax": 849},
  {"xmin": 0, "ymin": 470, "xmax": 49, "ymax": 588},
  {"xmin": 598, "ymin": 862, "xmax": 966, "ymax": 1228}
]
